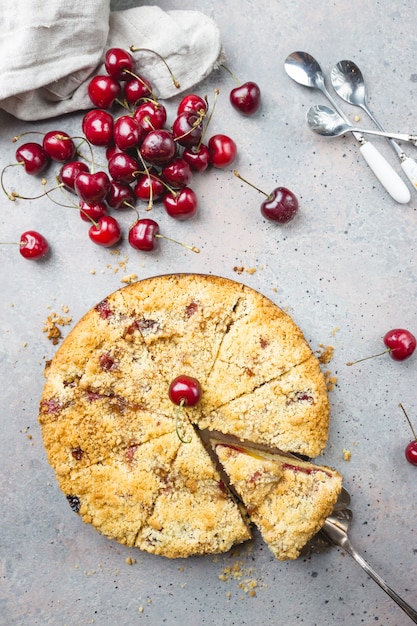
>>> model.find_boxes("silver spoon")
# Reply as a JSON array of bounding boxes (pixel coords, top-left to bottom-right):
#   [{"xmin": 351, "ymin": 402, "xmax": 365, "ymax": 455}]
[
  {"xmin": 284, "ymin": 51, "xmax": 410, "ymax": 204},
  {"xmin": 331, "ymin": 60, "xmax": 417, "ymax": 190},
  {"xmin": 305, "ymin": 488, "xmax": 417, "ymax": 623},
  {"xmin": 306, "ymin": 103, "xmax": 417, "ymax": 144}
]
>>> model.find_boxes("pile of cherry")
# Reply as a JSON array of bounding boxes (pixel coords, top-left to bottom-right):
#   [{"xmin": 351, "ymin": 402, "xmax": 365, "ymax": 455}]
[{"xmin": 2, "ymin": 46, "xmax": 299, "ymax": 260}]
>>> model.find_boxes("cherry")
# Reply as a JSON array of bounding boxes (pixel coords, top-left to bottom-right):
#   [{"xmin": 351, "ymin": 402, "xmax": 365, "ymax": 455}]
[
  {"xmin": 104, "ymin": 47, "xmax": 135, "ymax": 81},
  {"xmin": 82, "ymin": 110, "xmax": 114, "ymax": 147},
  {"xmin": 140, "ymin": 129, "xmax": 176, "ymax": 166},
  {"xmin": 19, "ymin": 230, "xmax": 49, "ymax": 259},
  {"xmin": 208, "ymin": 134, "xmax": 237, "ymax": 168},
  {"xmin": 42, "ymin": 131, "xmax": 76, "ymax": 162},
  {"xmin": 221, "ymin": 64, "xmax": 261, "ymax": 116},
  {"xmin": 15, "ymin": 142, "xmax": 49, "ymax": 175},
  {"xmin": 58, "ymin": 161, "xmax": 90, "ymax": 191},
  {"xmin": 161, "ymin": 157, "xmax": 192, "ymax": 188},
  {"xmin": 79, "ymin": 201, "xmax": 108, "ymax": 222},
  {"xmin": 234, "ymin": 170, "xmax": 298, "ymax": 223},
  {"xmin": 124, "ymin": 76, "xmax": 152, "ymax": 106},
  {"xmin": 74, "ymin": 171, "xmax": 111, "ymax": 204},
  {"xmin": 177, "ymin": 93, "xmax": 208, "ymax": 116},
  {"xmin": 182, "ymin": 144, "xmax": 210, "ymax": 173},
  {"xmin": 88, "ymin": 75, "xmax": 121, "ymax": 109},
  {"xmin": 163, "ymin": 187, "xmax": 198, "ymax": 220},
  {"xmin": 113, "ymin": 115, "xmax": 145, "ymax": 151},
  {"xmin": 399, "ymin": 404, "xmax": 417, "ymax": 466},
  {"xmin": 169, "ymin": 375, "xmax": 201, "ymax": 406},
  {"xmin": 134, "ymin": 171, "xmax": 165, "ymax": 203},
  {"xmin": 106, "ymin": 180, "xmax": 135, "ymax": 209},
  {"xmin": 108, "ymin": 152, "xmax": 140, "ymax": 184},
  {"xmin": 172, "ymin": 111, "xmax": 203, "ymax": 147},
  {"xmin": 347, "ymin": 328, "xmax": 416, "ymax": 366},
  {"xmin": 133, "ymin": 101, "xmax": 167, "ymax": 132},
  {"xmin": 88, "ymin": 215, "xmax": 122, "ymax": 247},
  {"xmin": 128, "ymin": 217, "xmax": 200, "ymax": 253}
]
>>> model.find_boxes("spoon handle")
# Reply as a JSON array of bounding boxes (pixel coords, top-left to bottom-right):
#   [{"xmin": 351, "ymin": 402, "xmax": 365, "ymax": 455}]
[
  {"xmin": 400, "ymin": 156, "xmax": 417, "ymax": 190},
  {"xmin": 359, "ymin": 142, "xmax": 411, "ymax": 203}
]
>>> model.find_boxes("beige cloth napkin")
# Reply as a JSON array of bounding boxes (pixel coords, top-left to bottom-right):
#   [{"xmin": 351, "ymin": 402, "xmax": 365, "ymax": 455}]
[{"xmin": 0, "ymin": 2, "xmax": 222, "ymax": 120}]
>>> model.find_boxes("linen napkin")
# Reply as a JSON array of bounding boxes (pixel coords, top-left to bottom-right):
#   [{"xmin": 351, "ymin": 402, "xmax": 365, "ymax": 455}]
[{"xmin": 0, "ymin": 1, "xmax": 222, "ymax": 120}]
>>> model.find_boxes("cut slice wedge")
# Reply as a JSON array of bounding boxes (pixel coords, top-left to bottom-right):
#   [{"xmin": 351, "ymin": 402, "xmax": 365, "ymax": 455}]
[{"xmin": 213, "ymin": 442, "xmax": 342, "ymax": 560}]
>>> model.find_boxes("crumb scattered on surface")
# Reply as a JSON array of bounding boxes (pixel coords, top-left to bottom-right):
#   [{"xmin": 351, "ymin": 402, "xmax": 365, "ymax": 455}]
[
  {"xmin": 89, "ymin": 269, "xmax": 96, "ymax": 275},
  {"xmin": 218, "ymin": 560, "xmax": 262, "ymax": 597},
  {"xmin": 331, "ymin": 326, "xmax": 339, "ymax": 337},
  {"xmin": 42, "ymin": 309, "xmax": 72, "ymax": 344},
  {"xmin": 343, "ymin": 449, "xmax": 351, "ymax": 461},
  {"xmin": 121, "ymin": 274, "xmax": 138, "ymax": 285},
  {"xmin": 354, "ymin": 115, "xmax": 361, "ymax": 122},
  {"xmin": 317, "ymin": 344, "xmax": 334, "ymax": 364},
  {"xmin": 233, "ymin": 266, "xmax": 257, "ymax": 275},
  {"xmin": 324, "ymin": 371, "xmax": 337, "ymax": 391},
  {"xmin": 125, "ymin": 556, "xmax": 136, "ymax": 565}
]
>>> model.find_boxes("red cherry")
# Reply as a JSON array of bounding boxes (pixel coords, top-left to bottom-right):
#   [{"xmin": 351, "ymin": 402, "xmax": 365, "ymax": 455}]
[
  {"xmin": 104, "ymin": 47, "xmax": 135, "ymax": 81},
  {"xmin": 169, "ymin": 375, "xmax": 201, "ymax": 406},
  {"xmin": 19, "ymin": 230, "xmax": 49, "ymax": 259},
  {"xmin": 161, "ymin": 157, "xmax": 192, "ymax": 188},
  {"xmin": 208, "ymin": 134, "xmax": 237, "ymax": 168},
  {"xmin": 261, "ymin": 187, "xmax": 298, "ymax": 223},
  {"xmin": 88, "ymin": 75, "xmax": 121, "ymax": 109},
  {"xmin": 134, "ymin": 171, "xmax": 165, "ymax": 202},
  {"xmin": 124, "ymin": 76, "xmax": 152, "ymax": 105},
  {"xmin": 128, "ymin": 218, "xmax": 159, "ymax": 251},
  {"xmin": 383, "ymin": 329, "xmax": 416, "ymax": 361},
  {"xmin": 133, "ymin": 101, "xmax": 167, "ymax": 132},
  {"xmin": 15, "ymin": 142, "xmax": 49, "ymax": 175},
  {"xmin": 163, "ymin": 187, "xmax": 198, "ymax": 220},
  {"xmin": 107, "ymin": 152, "xmax": 140, "ymax": 184},
  {"xmin": 43, "ymin": 131, "xmax": 76, "ymax": 162},
  {"xmin": 82, "ymin": 110, "xmax": 114, "ymax": 146},
  {"xmin": 140, "ymin": 129, "xmax": 176, "ymax": 166},
  {"xmin": 405, "ymin": 441, "xmax": 417, "ymax": 465},
  {"xmin": 172, "ymin": 111, "xmax": 203, "ymax": 147},
  {"xmin": 106, "ymin": 181, "xmax": 135, "ymax": 209},
  {"xmin": 88, "ymin": 215, "xmax": 121, "ymax": 247},
  {"xmin": 113, "ymin": 115, "xmax": 145, "ymax": 151},
  {"xmin": 74, "ymin": 171, "xmax": 111, "ymax": 203},
  {"xmin": 230, "ymin": 81, "xmax": 261, "ymax": 116},
  {"xmin": 79, "ymin": 201, "xmax": 108, "ymax": 222},
  {"xmin": 58, "ymin": 161, "xmax": 90, "ymax": 191},
  {"xmin": 177, "ymin": 93, "xmax": 208, "ymax": 115},
  {"xmin": 182, "ymin": 144, "xmax": 210, "ymax": 173}
]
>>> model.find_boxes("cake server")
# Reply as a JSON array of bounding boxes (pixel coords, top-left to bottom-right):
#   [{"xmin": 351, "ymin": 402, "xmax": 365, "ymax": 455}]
[
  {"xmin": 284, "ymin": 51, "xmax": 411, "ymax": 203},
  {"xmin": 331, "ymin": 59, "xmax": 417, "ymax": 190}
]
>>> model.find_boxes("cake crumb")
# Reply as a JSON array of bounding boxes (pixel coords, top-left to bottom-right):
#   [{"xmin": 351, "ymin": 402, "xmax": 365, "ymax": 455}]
[
  {"xmin": 42, "ymin": 311, "xmax": 72, "ymax": 344},
  {"xmin": 331, "ymin": 326, "xmax": 339, "ymax": 337},
  {"xmin": 138, "ymin": 606, "xmax": 144, "ymax": 613},
  {"xmin": 121, "ymin": 274, "xmax": 138, "ymax": 285},
  {"xmin": 89, "ymin": 268, "xmax": 96, "ymax": 275},
  {"xmin": 125, "ymin": 556, "xmax": 136, "ymax": 565},
  {"xmin": 22, "ymin": 341, "xmax": 27, "ymax": 347},
  {"xmin": 317, "ymin": 344, "xmax": 334, "ymax": 364},
  {"xmin": 324, "ymin": 371, "xmax": 338, "ymax": 392},
  {"xmin": 233, "ymin": 266, "xmax": 257, "ymax": 275},
  {"xmin": 343, "ymin": 449, "xmax": 351, "ymax": 461}
]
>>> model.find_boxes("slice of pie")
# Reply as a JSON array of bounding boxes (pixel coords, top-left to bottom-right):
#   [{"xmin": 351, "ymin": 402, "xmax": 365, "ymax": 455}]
[{"xmin": 213, "ymin": 442, "xmax": 342, "ymax": 560}]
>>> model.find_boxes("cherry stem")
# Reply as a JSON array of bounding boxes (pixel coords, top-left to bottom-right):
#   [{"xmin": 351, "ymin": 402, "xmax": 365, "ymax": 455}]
[
  {"xmin": 198, "ymin": 88, "xmax": 219, "ymax": 149},
  {"xmin": 135, "ymin": 150, "xmax": 154, "ymax": 210},
  {"xmin": 129, "ymin": 46, "xmax": 181, "ymax": 89},
  {"xmin": 399, "ymin": 403, "xmax": 417, "ymax": 441},
  {"xmin": 346, "ymin": 349, "xmax": 389, "ymax": 366},
  {"xmin": 155, "ymin": 233, "xmax": 200, "ymax": 254},
  {"xmin": 123, "ymin": 69, "xmax": 158, "ymax": 103},
  {"xmin": 220, "ymin": 63, "xmax": 241, "ymax": 86},
  {"xmin": 173, "ymin": 109, "xmax": 206, "ymax": 144},
  {"xmin": 233, "ymin": 170, "xmax": 270, "ymax": 198},
  {"xmin": 175, "ymin": 399, "xmax": 192, "ymax": 443}
]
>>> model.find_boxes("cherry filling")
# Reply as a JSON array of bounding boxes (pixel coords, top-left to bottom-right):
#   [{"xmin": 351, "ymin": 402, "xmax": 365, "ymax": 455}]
[
  {"xmin": 185, "ymin": 301, "xmax": 199, "ymax": 317},
  {"xmin": 71, "ymin": 446, "xmax": 84, "ymax": 460},
  {"xmin": 95, "ymin": 299, "xmax": 113, "ymax": 319},
  {"xmin": 99, "ymin": 352, "xmax": 117, "ymax": 371}
]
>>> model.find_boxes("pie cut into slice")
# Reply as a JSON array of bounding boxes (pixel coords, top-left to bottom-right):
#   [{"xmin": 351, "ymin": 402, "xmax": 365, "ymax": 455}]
[{"xmin": 213, "ymin": 443, "xmax": 342, "ymax": 560}]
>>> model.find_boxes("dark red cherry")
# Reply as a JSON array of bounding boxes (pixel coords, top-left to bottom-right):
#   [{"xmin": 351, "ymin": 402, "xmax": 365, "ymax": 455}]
[
  {"xmin": 43, "ymin": 131, "xmax": 76, "ymax": 162},
  {"xmin": 79, "ymin": 201, "xmax": 108, "ymax": 222},
  {"xmin": 383, "ymin": 329, "xmax": 416, "ymax": 361},
  {"xmin": 88, "ymin": 75, "xmax": 121, "ymax": 109},
  {"xmin": 15, "ymin": 142, "xmax": 49, "ymax": 175},
  {"xmin": 230, "ymin": 81, "xmax": 261, "ymax": 116},
  {"xmin": 128, "ymin": 218, "xmax": 159, "ymax": 251},
  {"xmin": 406, "ymin": 441, "xmax": 417, "ymax": 465},
  {"xmin": 106, "ymin": 180, "xmax": 135, "ymax": 209},
  {"xmin": 261, "ymin": 187, "xmax": 298, "ymax": 223},
  {"xmin": 82, "ymin": 110, "xmax": 114, "ymax": 146},
  {"xmin": 19, "ymin": 230, "xmax": 49, "ymax": 259},
  {"xmin": 58, "ymin": 161, "xmax": 90, "ymax": 191},
  {"xmin": 133, "ymin": 101, "xmax": 167, "ymax": 132},
  {"xmin": 161, "ymin": 158, "xmax": 192, "ymax": 188},
  {"xmin": 88, "ymin": 215, "xmax": 122, "ymax": 247},
  {"xmin": 74, "ymin": 171, "xmax": 111, "ymax": 204},
  {"xmin": 182, "ymin": 144, "xmax": 210, "ymax": 173},
  {"xmin": 169, "ymin": 375, "xmax": 201, "ymax": 406},
  {"xmin": 172, "ymin": 111, "xmax": 203, "ymax": 147},
  {"xmin": 104, "ymin": 47, "xmax": 135, "ymax": 81},
  {"xmin": 134, "ymin": 171, "xmax": 165, "ymax": 202},
  {"xmin": 208, "ymin": 134, "xmax": 237, "ymax": 168},
  {"xmin": 163, "ymin": 187, "xmax": 197, "ymax": 220},
  {"xmin": 113, "ymin": 115, "xmax": 145, "ymax": 151},
  {"xmin": 124, "ymin": 76, "xmax": 152, "ymax": 105},
  {"xmin": 177, "ymin": 93, "xmax": 208, "ymax": 115},
  {"xmin": 107, "ymin": 152, "xmax": 140, "ymax": 184},
  {"xmin": 140, "ymin": 129, "xmax": 176, "ymax": 166}
]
